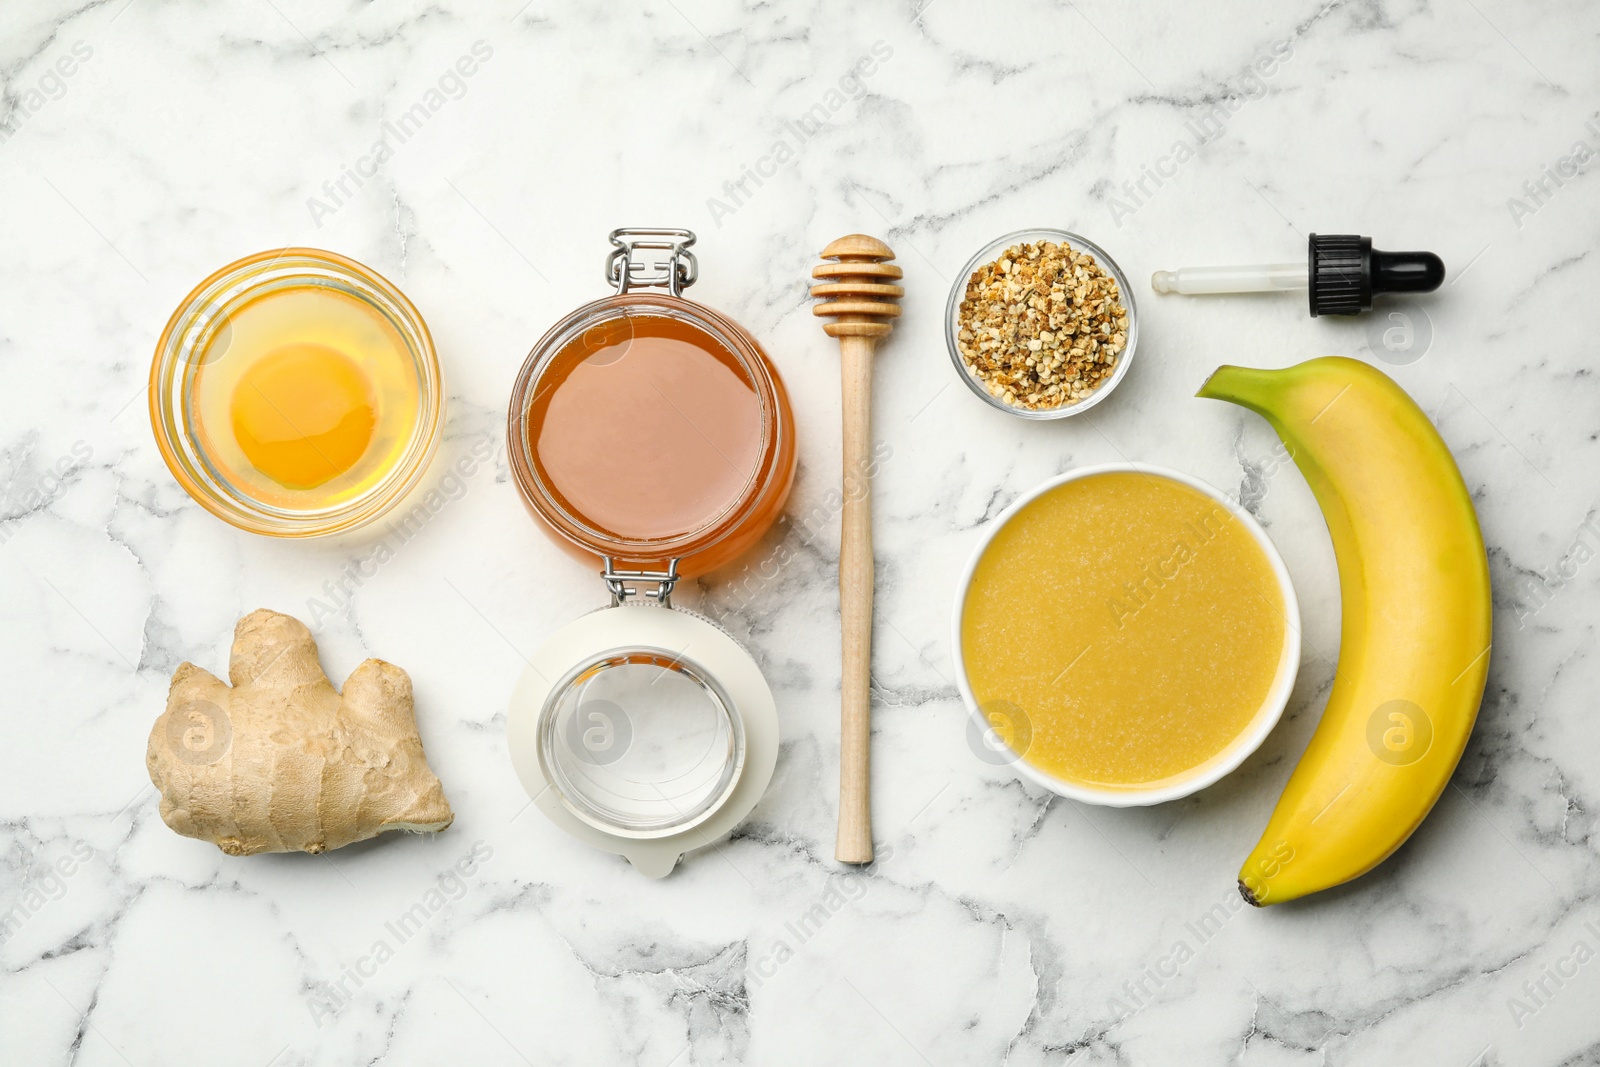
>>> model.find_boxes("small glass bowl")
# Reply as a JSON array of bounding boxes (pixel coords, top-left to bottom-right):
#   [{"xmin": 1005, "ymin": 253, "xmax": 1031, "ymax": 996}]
[
  {"xmin": 149, "ymin": 248, "xmax": 444, "ymax": 537},
  {"xmin": 945, "ymin": 228, "xmax": 1139, "ymax": 420}
]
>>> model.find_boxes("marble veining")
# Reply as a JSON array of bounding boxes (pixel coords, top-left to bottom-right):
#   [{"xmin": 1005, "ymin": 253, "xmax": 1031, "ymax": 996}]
[{"xmin": 1, "ymin": 1, "xmax": 1598, "ymax": 1064}]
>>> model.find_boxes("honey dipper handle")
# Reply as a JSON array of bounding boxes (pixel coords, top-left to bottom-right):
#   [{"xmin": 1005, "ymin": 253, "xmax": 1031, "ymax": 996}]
[{"xmin": 837, "ymin": 333, "xmax": 876, "ymax": 865}]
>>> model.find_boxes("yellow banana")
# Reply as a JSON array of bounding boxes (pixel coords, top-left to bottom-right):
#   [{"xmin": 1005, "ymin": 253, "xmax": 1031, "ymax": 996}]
[{"xmin": 1197, "ymin": 357, "xmax": 1491, "ymax": 906}]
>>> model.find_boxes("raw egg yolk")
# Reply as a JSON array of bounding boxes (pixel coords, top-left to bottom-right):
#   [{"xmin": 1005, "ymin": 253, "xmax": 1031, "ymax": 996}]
[{"xmin": 230, "ymin": 343, "xmax": 376, "ymax": 489}]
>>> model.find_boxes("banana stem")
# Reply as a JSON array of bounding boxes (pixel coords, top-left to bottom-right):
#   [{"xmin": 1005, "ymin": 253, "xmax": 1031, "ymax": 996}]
[{"xmin": 1196, "ymin": 364, "xmax": 1284, "ymax": 416}]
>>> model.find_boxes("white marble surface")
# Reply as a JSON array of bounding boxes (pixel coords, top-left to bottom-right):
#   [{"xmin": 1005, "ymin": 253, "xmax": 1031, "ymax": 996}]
[{"xmin": 1, "ymin": 1, "xmax": 1598, "ymax": 1064}]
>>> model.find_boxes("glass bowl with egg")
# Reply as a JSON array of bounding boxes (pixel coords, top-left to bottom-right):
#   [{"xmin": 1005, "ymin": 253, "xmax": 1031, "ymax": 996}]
[{"xmin": 149, "ymin": 248, "xmax": 444, "ymax": 537}]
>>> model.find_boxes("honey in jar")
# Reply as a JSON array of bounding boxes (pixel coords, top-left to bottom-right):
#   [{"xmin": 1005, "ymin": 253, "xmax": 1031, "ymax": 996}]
[
  {"xmin": 510, "ymin": 233, "xmax": 795, "ymax": 578},
  {"xmin": 526, "ymin": 315, "xmax": 766, "ymax": 542}
]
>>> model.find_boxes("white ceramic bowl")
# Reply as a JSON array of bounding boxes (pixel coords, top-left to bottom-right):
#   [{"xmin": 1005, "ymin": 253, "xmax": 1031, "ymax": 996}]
[{"xmin": 951, "ymin": 463, "xmax": 1301, "ymax": 806}]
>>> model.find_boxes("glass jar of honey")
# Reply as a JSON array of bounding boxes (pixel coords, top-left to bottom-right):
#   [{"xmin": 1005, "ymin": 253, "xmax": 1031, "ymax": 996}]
[
  {"xmin": 508, "ymin": 229, "xmax": 795, "ymax": 581},
  {"xmin": 505, "ymin": 230, "xmax": 795, "ymax": 876}
]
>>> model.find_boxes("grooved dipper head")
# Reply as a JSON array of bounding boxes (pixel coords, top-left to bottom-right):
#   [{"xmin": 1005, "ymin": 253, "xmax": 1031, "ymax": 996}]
[{"xmin": 811, "ymin": 234, "xmax": 903, "ymax": 340}]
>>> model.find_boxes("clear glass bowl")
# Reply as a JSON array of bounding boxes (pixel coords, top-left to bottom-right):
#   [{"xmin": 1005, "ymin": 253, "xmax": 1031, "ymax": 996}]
[
  {"xmin": 945, "ymin": 228, "xmax": 1139, "ymax": 420},
  {"xmin": 149, "ymin": 248, "xmax": 444, "ymax": 537}
]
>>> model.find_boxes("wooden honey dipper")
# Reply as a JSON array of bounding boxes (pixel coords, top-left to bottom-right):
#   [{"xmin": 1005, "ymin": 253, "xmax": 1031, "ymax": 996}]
[{"xmin": 811, "ymin": 234, "xmax": 902, "ymax": 865}]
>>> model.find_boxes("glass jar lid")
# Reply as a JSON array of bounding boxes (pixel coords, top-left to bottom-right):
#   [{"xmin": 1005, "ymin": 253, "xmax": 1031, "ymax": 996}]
[
  {"xmin": 538, "ymin": 645, "xmax": 745, "ymax": 838},
  {"xmin": 507, "ymin": 602, "xmax": 780, "ymax": 876}
]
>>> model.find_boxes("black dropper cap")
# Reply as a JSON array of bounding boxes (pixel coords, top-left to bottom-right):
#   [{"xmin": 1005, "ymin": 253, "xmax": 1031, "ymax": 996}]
[{"xmin": 1307, "ymin": 234, "xmax": 1446, "ymax": 317}]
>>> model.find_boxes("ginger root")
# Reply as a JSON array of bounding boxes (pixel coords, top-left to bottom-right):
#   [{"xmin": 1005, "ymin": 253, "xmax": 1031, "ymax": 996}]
[{"xmin": 147, "ymin": 609, "xmax": 453, "ymax": 856}]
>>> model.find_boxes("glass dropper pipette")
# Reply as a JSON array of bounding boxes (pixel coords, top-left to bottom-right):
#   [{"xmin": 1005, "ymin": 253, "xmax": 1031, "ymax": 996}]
[{"xmin": 1150, "ymin": 234, "xmax": 1445, "ymax": 317}]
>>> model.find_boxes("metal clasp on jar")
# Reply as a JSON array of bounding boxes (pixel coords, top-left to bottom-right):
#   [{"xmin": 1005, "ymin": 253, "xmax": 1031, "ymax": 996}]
[
  {"xmin": 602, "ymin": 556, "xmax": 681, "ymax": 607},
  {"xmin": 607, "ymin": 228, "xmax": 699, "ymax": 297}
]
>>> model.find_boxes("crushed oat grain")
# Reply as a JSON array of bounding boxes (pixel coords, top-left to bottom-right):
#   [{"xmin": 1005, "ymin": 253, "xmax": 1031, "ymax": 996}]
[{"xmin": 956, "ymin": 239, "xmax": 1129, "ymax": 410}]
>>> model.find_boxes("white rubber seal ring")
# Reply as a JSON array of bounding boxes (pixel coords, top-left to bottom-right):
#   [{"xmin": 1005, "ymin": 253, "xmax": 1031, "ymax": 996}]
[{"xmin": 508, "ymin": 605, "xmax": 778, "ymax": 877}]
